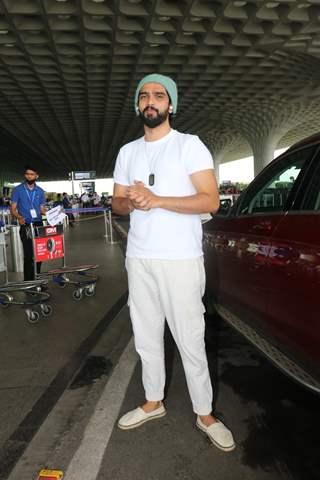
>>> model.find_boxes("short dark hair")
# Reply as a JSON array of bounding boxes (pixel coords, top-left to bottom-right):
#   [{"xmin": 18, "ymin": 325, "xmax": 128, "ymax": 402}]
[{"xmin": 24, "ymin": 164, "xmax": 38, "ymax": 174}]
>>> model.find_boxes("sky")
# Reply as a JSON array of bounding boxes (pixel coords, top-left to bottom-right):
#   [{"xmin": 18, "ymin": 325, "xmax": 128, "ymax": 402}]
[{"xmin": 27, "ymin": 147, "xmax": 289, "ymax": 195}]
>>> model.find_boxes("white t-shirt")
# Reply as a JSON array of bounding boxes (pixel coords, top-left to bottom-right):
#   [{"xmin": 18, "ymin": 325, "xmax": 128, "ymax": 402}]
[
  {"xmin": 93, "ymin": 194, "xmax": 100, "ymax": 205},
  {"xmin": 113, "ymin": 129, "xmax": 214, "ymax": 259}
]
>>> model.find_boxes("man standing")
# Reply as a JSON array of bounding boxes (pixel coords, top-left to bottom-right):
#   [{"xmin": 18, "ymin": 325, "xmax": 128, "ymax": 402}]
[
  {"xmin": 80, "ymin": 191, "xmax": 89, "ymax": 213},
  {"xmin": 112, "ymin": 74, "xmax": 235, "ymax": 451},
  {"xmin": 93, "ymin": 192, "xmax": 101, "ymax": 207},
  {"xmin": 11, "ymin": 166, "xmax": 46, "ymax": 281},
  {"xmin": 62, "ymin": 192, "xmax": 75, "ymax": 227}
]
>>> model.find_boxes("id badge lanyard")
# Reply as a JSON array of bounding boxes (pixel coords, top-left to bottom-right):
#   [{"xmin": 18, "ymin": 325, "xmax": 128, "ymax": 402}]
[{"xmin": 25, "ymin": 186, "xmax": 38, "ymax": 219}]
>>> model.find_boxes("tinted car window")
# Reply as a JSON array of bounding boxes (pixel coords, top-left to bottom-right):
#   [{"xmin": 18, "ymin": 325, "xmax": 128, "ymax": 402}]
[{"xmin": 238, "ymin": 147, "xmax": 315, "ymax": 216}]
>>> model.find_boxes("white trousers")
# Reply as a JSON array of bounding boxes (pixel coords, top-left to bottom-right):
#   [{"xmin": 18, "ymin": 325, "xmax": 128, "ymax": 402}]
[{"xmin": 126, "ymin": 257, "xmax": 213, "ymax": 415}]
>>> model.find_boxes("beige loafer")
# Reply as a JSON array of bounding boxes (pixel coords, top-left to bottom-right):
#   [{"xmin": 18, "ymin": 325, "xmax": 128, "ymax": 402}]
[
  {"xmin": 118, "ymin": 404, "xmax": 166, "ymax": 430},
  {"xmin": 196, "ymin": 416, "xmax": 235, "ymax": 452}
]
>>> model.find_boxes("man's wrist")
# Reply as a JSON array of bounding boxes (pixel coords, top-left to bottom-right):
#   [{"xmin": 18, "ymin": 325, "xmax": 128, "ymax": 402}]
[
  {"xmin": 127, "ymin": 199, "xmax": 134, "ymax": 212},
  {"xmin": 154, "ymin": 195, "xmax": 163, "ymax": 209}
]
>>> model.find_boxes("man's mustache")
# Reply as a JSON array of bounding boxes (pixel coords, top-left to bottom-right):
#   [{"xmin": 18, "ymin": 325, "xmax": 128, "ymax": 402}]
[{"xmin": 143, "ymin": 106, "xmax": 159, "ymax": 114}]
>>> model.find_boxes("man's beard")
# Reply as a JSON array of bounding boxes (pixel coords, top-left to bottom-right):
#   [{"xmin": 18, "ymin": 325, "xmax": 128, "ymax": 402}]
[
  {"xmin": 26, "ymin": 179, "xmax": 36, "ymax": 185},
  {"xmin": 139, "ymin": 106, "xmax": 169, "ymax": 128}
]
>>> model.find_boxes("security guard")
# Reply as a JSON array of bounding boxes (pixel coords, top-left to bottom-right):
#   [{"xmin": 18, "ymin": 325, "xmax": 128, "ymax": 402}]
[{"xmin": 10, "ymin": 166, "xmax": 46, "ymax": 281}]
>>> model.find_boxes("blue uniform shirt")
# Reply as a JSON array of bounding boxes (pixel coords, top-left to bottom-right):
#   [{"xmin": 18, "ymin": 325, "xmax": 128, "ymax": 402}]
[{"xmin": 11, "ymin": 183, "xmax": 45, "ymax": 224}]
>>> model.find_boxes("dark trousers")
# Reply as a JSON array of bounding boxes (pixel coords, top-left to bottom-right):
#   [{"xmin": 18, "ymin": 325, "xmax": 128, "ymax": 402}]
[
  {"xmin": 67, "ymin": 212, "xmax": 75, "ymax": 226},
  {"xmin": 19, "ymin": 222, "xmax": 42, "ymax": 281}
]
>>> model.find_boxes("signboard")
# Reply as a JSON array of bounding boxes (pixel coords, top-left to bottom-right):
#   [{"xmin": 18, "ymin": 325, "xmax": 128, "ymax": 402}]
[
  {"xmin": 36, "ymin": 225, "xmax": 63, "ymax": 237},
  {"xmin": 73, "ymin": 171, "xmax": 96, "ymax": 180},
  {"xmin": 46, "ymin": 205, "xmax": 66, "ymax": 226},
  {"xmin": 81, "ymin": 181, "xmax": 95, "ymax": 194},
  {"xmin": 34, "ymin": 226, "xmax": 64, "ymax": 263},
  {"xmin": 35, "ymin": 235, "xmax": 64, "ymax": 262}
]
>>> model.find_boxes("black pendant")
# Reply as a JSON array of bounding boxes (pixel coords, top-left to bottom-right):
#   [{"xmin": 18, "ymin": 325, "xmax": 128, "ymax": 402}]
[{"xmin": 149, "ymin": 173, "xmax": 155, "ymax": 186}]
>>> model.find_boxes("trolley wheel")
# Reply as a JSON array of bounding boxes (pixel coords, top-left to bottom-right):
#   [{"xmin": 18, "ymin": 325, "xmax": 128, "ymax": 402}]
[
  {"xmin": 0, "ymin": 294, "xmax": 13, "ymax": 307},
  {"xmin": 55, "ymin": 275, "xmax": 67, "ymax": 288},
  {"xmin": 26, "ymin": 310, "xmax": 40, "ymax": 324},
  {"xmin": 72, "ymin": 289, "xmax": 83, "ymax": 301},
  {"xmin": 85, "ymin": 284, "xmax": 96, "ymax": 297},
  {"xmin": 40, "ymin": 303, "xmax": 53, "ymax": 317}
]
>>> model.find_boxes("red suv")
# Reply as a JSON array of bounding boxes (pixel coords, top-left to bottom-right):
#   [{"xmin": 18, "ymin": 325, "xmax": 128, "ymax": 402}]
[{"xmin": 203, "ymin": 133, "xmax": 320, "ymax": 394}]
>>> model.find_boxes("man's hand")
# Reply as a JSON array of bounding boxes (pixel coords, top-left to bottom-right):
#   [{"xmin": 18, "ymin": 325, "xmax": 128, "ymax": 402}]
[
  {"xmin": 112, "ymin": 184, "xmax": 135, "ymax": 215},
  {"xmin": 127, "ymin": 181, "xmax": 159, "ymax": 211},
  {"xmin": 10, "ymin": 202, "xmax": 26, "ymax": 225},
  {"xmin": 117, "ymin": 169, "xmax": 219, "ymax": 215}
]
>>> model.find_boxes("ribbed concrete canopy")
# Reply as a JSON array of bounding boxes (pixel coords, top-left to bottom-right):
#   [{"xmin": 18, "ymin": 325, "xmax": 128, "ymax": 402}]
[{"xmin": 0, "ymin": 0, "xmax": 320, "ymax": 181}]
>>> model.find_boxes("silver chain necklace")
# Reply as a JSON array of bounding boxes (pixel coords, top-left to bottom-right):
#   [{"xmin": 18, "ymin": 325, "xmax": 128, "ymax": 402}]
[{"xmin": 144, "ymin": 130, "xmax": 172, "ymax": 186}]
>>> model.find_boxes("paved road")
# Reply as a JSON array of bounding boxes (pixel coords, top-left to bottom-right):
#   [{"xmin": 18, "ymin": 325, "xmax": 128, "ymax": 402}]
[
  {"xmin": 6, "ymin": 309, "xmax": 319, "ymax": 480},
  {"xmin": 1, "ymin": 216, "xmax": 319, "ymax": 480}
]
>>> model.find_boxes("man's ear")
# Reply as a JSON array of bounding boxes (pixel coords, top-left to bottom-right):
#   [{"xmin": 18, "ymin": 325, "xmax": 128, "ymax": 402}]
[{"xmin": 169, "ymin": 105, "xmax": 173, "ymax": 113}]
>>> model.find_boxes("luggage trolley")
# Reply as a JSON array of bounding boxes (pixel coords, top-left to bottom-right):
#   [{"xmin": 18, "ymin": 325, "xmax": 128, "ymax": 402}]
[
  {"xmin": 0, "ymin": 230, "xmax": 52, "ymax": 324},
  {"xmin": 31, "ymin": 224, "xmax": 98, "ymax": 301}
]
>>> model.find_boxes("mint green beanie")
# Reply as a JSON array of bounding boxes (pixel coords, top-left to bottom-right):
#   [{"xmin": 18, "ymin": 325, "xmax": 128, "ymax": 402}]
[{"xmin": 134, "ymin": 73, "xmax": 178, "ymax": 115}]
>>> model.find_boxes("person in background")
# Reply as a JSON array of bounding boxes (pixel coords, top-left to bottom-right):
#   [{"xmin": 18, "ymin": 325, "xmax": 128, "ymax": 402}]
[
  {"xmin": 10, "ymin": 165, "xmax": 46, "ymax": 281},
  {"xmin": 100, "ymin": 194, "xmax": 107, "ymax": 207},
  {"xmin": 93, "ymin": 191, "xmax": 101, "ymax": 207},
  {"xmin": 80, "ymin": 192, "xmax": 89, "ymax": 212},
  {"xmin": 88, "ymin": 192, "xmax": 94, "ymax": 208},
  {"xmin": 92, "ymin": 191, "xmax": 101, "ymax": 215},
  {"xmin": 62, "ymin": 192, "xmax": 75, "ymax": 227},
  {"xmin": 53, "ymin": 193, "xmax": 63, "ymax": 207}
]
